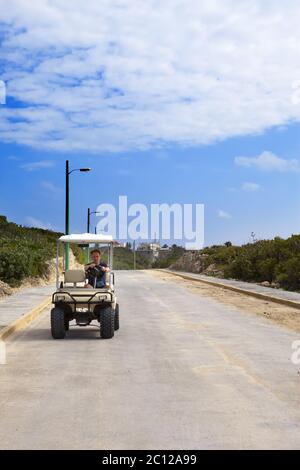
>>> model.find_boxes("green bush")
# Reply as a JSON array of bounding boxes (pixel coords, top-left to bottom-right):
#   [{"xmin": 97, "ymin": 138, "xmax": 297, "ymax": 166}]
[
  {"xmin": 0, "ymin": 246, "xmax": 30, "ymax": 286},
  {"xmin": 0, "ymin": 216, "xmax": 62, "ymax": 286},
  {"xmin": 276, "ymin": 256, "xmax": 300, "ymax": 291},
  {"xmin": 172, "ymin": 234, "xmax": 300, "ymax": 292},
  {"xmin": 224, "ymin": 255, "xmax": 255, "ymax": 281}
]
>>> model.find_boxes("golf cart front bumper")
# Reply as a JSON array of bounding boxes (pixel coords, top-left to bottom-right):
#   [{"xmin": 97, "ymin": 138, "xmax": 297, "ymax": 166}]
[{"xmin": 52, "ymin": 289, "xmax": 115, "ymax": 312}]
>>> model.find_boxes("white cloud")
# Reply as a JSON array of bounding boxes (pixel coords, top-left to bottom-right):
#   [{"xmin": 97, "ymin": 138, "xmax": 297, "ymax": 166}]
[
  {"xmin": 7, "ymin": 155, "xmax": 20, "ymax": 160},
  {"xmin": 235, "ymin": 151, "xmax": 300, "ymax": 172},
  {"xmin": 1, "ymin": 1, "xmax": 300, "ymax": 152},
  {"xmin": 41, "ymin": 180, "xmax": 62, "ymax": 193},
  {"xmin": 0, "ymin": 79, "xmax": 6, "ymax": 104},
  {"xmin": 25, "ymin": 216, "xmax": 53, "ymax": 230},
  {"xmin": 242, "ymin": 182, "xmax": 261, "ymax": 192},
  {"xmin": 218, "ymin": 210, "xmax": 232, "ymax": 219},
  {"xmin": 154, "ymin": 151, "xmax": 169, "ymax": 160},
  {"xmin": 20, "ymin": 160, "xmax": 56, "ymax": 171}
]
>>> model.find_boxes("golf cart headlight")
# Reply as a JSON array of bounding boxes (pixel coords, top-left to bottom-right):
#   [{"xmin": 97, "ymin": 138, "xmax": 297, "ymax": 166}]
[{"xmin": 56, "ymin": 295, "xmax": 65, "ymax": 301}]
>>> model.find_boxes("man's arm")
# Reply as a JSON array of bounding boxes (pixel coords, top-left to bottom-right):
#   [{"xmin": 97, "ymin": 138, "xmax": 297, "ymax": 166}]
[{"xmin": 100, "ymin": 262, "xmax": 109, "ymax": 272}]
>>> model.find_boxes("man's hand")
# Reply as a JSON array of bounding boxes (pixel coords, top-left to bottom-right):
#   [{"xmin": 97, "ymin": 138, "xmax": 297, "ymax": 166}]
[
  {"xmin": 84, "ymin": 263, "xmax": 109, "ymax": 272},
  {"xmin": 85, "ymin": 263, "xmax": 95, "ymax": 271},
  {"xmin": 98, "ymin": 266, "xmax": 109, "ymax": 272}
]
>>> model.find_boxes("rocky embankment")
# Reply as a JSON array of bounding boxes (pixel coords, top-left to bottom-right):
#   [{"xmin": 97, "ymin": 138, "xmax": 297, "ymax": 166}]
[
  {"xmin": 0, "ymin": 280, "xmax": 13, "ymax": 298},
  {"xmin": 169, "ymin": 251, "xmax": 281, "ymax": 289},
  {"xmin": 170, "ymin": 251, "xmax": 224, "ymax": 277}
]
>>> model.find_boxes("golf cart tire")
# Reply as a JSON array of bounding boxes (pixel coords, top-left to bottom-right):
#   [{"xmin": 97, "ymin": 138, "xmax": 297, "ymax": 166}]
[
  {"xmin": 114, "ymin": 303, "xmax": 120, "ymax": 331},
  {"xmin": 51, "ymin": 307, "xmax": 66, "ymax": 339},
  {"xmin": 100, "ymin": 306, "xmax": 115, "ymax": 339},
  {"xmin": 64, "ymin": 317, "xmax": 69, "ymax": 331}
]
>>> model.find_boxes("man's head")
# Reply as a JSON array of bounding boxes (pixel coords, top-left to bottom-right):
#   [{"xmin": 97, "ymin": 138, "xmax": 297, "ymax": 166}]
[{"xmin": 91, "ymin": 249, "xmax": 101, "ymax": 264}]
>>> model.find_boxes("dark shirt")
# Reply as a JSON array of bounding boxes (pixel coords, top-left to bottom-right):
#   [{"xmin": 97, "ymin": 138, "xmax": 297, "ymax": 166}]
[{"xmin": 86, "ymin": 262, "xmax": 107, "ymax": 287}]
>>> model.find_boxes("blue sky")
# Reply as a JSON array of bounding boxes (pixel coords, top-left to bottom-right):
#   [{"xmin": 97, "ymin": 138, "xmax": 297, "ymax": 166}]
[
  {"xmin": 1, "ymin": 122, "xmax": 300, "ymax": 246},
  {"xmin": 1, "ymin": 0, "xmax": 300, "ymax": 246}
]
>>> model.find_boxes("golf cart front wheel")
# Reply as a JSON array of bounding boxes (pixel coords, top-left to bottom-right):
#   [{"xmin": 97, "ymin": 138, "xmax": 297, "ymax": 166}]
[
  {"xmin": 100, "ymin": 306, "xmax": 114, "ymax": 339},
  {"xmin": 64, "ymin": 317, "xmax": 69, "ymax": 331},
  {"xmin": 114, "ymin": 303, "xmax": 119, "ymax": 331},
  {"xmin": 51, "ymin": 307, "xmax": 66, "ymax": 339}
]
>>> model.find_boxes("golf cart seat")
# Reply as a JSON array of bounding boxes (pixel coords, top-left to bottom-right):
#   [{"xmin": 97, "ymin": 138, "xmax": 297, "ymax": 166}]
[{"xmin": 64, "ymin": 269, "xmax": 86, "ymax": 287}]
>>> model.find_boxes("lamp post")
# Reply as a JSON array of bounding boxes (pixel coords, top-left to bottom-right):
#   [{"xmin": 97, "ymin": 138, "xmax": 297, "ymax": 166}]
[
  {"xmin": 65, "ymin": 160, "xmax": 91, "ymax": 270},
  {"xmin": 87, "ymin": 208, "xmax": 101, "ymax": 234}
]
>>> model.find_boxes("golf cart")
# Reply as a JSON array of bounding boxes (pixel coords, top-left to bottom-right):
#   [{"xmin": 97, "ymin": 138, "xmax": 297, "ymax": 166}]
[{"xmin": 51, "ymin": 233, "xmax": 119, "ymax": 339}]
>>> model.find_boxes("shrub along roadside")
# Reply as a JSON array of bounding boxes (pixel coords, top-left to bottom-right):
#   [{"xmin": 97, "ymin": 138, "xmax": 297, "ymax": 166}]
[
  {"xmin": 0, "ymin": 215, "xmax": 62, "ymax": 287},
  {"xmin": 170, "ymin": 235, "xmax": 300, "ymax": 292}
]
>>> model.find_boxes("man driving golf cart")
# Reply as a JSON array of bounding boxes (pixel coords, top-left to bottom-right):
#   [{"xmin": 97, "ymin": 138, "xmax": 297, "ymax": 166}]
[
  {"xmin": 51, "ymin": 233, "xmax": 119, "ymax": 340},
  {"xmin": 84, "ymin": 248, "xmax": 109, "ymax": 288}
]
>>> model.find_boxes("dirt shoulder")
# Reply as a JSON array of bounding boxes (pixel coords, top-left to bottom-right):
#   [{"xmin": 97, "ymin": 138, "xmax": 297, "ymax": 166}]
[{"xmin": 153, "ymin": 270, "xmax": 300, "ymax": 334}]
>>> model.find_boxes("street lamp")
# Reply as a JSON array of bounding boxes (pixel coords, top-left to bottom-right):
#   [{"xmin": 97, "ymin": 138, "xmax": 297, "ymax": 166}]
[
  {"xmin": 86, "ymin": 208, "xmax": 101, "ymax": 263},
  {"xmin": 87, "ymin": 208, "xmax": 101, "ymax": 234},
  {"xmin": 65, "ymin": 160, "xmax": 91, "ymax": 270}
]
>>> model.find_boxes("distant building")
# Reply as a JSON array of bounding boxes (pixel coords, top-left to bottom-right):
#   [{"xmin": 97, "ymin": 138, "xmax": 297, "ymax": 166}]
[
  {"xmin": 112, "ymin": 241, "xmax": 126, "ymax": 248},
  {"xmin": 137, "ymin": 242, "xmax": 171, "ymax": 262}
]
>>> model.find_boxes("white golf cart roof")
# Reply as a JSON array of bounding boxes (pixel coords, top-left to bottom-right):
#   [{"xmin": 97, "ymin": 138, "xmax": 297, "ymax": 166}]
[{"xmin": 58, "ymin": 233, "xmax": 113, "ymax": 244}]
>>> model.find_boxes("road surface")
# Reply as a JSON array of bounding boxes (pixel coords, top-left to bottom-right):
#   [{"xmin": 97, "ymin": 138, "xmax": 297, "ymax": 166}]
[{"xmin": 1, "ymin": 270, "xmax": 300, "ymax": 450}]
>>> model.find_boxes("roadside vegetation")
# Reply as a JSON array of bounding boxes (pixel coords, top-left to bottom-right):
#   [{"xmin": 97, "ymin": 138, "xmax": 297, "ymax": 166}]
[
  {"xmin": 169, "ymin": 236, "xmax": 300, "ymax": 292},
  {"xmin": 1, "ymin": 215, "xmax": 299, "ymax": 292},
  {"xmin": 0, "ymin": 215, "xmax": 63, "ymax": 286}
]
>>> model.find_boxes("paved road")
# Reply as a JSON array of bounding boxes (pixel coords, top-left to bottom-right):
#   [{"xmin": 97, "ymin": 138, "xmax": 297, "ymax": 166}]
[{"xmin": 1, "ymin": 271, "xmax": 300, "ymax": 450}]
